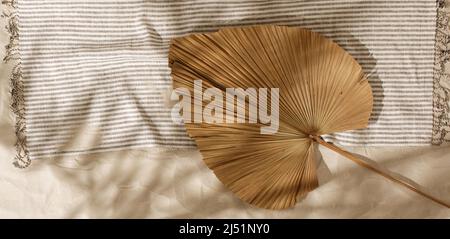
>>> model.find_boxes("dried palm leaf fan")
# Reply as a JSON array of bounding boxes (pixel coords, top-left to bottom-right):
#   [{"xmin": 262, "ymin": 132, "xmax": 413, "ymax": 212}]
[{"xmin": 169, "ymin": 25, "xmax": 449, "ymax": 209}]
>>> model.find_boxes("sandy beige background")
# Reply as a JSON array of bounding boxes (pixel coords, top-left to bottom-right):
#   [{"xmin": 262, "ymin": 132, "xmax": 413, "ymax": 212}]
[{"xmin": 0, "ymin": 5, "xmax": 449, "ymax": 218}]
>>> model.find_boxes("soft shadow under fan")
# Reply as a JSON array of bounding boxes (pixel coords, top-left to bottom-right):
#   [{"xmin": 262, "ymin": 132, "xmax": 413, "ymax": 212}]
[{"xmin": 168, "ymin": 25, "xmax": 449, "ymax": 209}]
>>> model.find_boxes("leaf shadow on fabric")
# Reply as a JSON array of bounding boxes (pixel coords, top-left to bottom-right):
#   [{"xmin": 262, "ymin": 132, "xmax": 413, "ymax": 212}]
[{"xmin": 20, "ymin": 144, "xmax": 445, "ymax": 218}]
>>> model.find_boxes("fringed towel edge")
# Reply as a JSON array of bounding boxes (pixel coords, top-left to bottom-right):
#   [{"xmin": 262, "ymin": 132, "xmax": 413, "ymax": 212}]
[
  {"xmin": 433, "ymin": 0, "xmax": 450, "ymax": 145},
  {"xmin": 2, "ymin": 0, "xmax": 30, "ymax": 168}
]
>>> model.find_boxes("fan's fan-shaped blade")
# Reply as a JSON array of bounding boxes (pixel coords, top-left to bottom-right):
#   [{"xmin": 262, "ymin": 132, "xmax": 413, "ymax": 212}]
[{"xmin": 169, "ymin": 25, "xmax": 449, "ymax": 209}]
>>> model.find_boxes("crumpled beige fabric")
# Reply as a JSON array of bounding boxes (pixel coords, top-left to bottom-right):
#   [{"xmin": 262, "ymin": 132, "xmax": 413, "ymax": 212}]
[
  {"xmin": 0, "ymin": 137, "xmax": 449, "ymax": 218},
  {"xmin": 1, "ymin": 5, "xmax": 450, "ymax": 219}
]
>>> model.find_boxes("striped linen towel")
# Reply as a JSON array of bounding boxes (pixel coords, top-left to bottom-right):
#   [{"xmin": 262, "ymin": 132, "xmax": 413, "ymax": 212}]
[{"xmin": 3, "ymin": 0, "xmax": 449, "ymax": 167}]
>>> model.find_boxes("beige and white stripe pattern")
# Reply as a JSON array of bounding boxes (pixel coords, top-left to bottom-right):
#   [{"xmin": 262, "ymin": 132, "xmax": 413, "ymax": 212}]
[{"xmin": 19, "ymin": 0, "xmax": 437, "ymax": 160}]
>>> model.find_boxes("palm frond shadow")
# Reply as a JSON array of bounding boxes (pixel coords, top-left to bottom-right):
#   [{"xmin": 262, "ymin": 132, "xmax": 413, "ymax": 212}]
[{"xmin": 38, "ymin": 144, "xmax": 449, "ymax": 218}]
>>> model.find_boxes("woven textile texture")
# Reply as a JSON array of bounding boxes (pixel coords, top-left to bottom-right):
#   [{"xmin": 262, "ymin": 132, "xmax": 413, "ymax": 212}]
[{"xmin": 5, "ymin": 0, "xmax": 442, "ymax": 164}]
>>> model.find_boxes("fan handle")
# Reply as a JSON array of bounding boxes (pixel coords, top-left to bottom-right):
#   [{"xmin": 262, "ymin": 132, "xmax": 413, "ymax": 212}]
[{"xmin": 311, "ymin": 135, "xmax": 450, "ymax": 209}]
